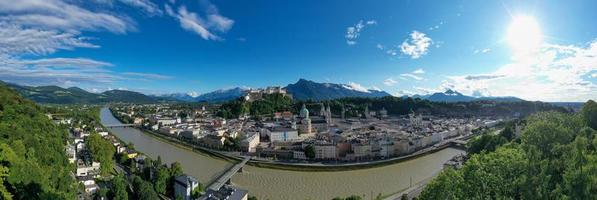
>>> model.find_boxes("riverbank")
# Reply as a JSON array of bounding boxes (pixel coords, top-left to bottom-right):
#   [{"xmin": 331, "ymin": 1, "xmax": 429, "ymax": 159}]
[{"xmin": 106, "ymin": 107, "xmax": 462, "ymax": 172}]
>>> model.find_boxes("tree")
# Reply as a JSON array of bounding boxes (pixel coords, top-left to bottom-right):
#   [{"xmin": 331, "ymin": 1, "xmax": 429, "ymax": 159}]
[
  {"xmin": 94, "ymin": 188, "xmax": 108, "ymax": 200},
  {"xmin": 467, "ymin": 134, "xmax": 507, "ymax": 155},
  {"xmin": 501, "ymin": 121, "xmax": 515, "ymax": 141},
  {"xmin": 581, "ymin": 100, "xmax": 597, "ymax": 130},
  {"xmin": 191, "ymin": 184, "xmax": 203, "ymax": 199},
  {"xmin": 0, "ymin": 166, "xmax": 12, "ymax": 200},
  {"xmin": 421, "ymin": 111, "xmax": 597, "ymax": 200},
  {"xmin": 86, "ymin": 133, "xmax": 116, "ymax": 176},
  {"xmin": 132, "ymin": 175, "xmax": 158, "ymax": 200},
  {"xmin": 154, "ymin": 167, "xmax": 170, "ymax": 195},
  {"xmin": 400, "ymin": 194, "xmax": 408, "ymax": 200},
  {"xmin": 304, "ymin": 145, "xmax": 316, "ymax": 159},
  {"xmin": 110, "ymin": 175, "xmax": 128, "ymax": 200},
  {"xmin": 0, "ymin": 85, "xmax": 77, "ymax": 199}
]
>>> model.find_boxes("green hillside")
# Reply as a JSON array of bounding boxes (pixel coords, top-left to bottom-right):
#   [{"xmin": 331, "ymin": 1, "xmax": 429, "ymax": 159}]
[
  {"xmin": 0, "ymin": 85, "xmax": 77, "ymax": 199},
  {"xmin": 0, "ymin": 81, "xmax": 168, "ymax": 104}
]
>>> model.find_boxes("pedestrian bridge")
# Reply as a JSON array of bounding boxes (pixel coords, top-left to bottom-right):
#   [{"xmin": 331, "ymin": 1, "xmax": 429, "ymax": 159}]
[
  {"xmin": 449, "ymin": 139, "xmax": 468, "ymax": 150},
  {"xmin": 104, "ymin": 124, "xmax": 135, "ymax": 128},
  {"xmin": 207, "ymin": 156, "xmax": 250, "ymax": 191}
]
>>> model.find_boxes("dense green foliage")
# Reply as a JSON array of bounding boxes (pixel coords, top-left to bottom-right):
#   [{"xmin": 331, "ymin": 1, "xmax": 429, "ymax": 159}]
[
  {"xmin": 305, "ymin": 145, "xmax": 316, "ymax": 159},
  {"xmin": 109, "ymin": 175, "xmax": 128, "ymax": 200},
  {"xmin": 0, "ymin": 85, "xmax": 77, "ymax": 199},
  {"xmin": 467, "ymin": 133, "xmax": 508, "ymax": 155},
  {"xmin": 322, "ymin": 96, "xmax": 567, "ymax": 118},
  {"xmin": 582, "ymin": 100, "xmax": 597, "ymax": 130},
  {"xmin": 217, "ymin": 94, "xmax": 564, "ymax": 119},
  {"xmin": 420, "ymin": 101, "xmax": 597, "ymax": 199},
  {"xmin": 332, "ymin": 195, "xmax": 364, "ymax": 200},
  {"xmin": 217, "ymin": 93, "xmax": 292, "ymax": 118},
  {"xmin": 131, "ymin": 175, "xmax": 158, "ymax": 200},
  {"xmin": 86, "ymin": 133, "xmax": 116, "ymax": 176}
]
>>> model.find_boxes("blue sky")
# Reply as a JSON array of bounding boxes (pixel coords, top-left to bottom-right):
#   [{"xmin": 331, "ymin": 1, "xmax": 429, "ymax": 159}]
[{"xmin": 0, "ymin": 0, "xmax": 595, "ymax": 101}]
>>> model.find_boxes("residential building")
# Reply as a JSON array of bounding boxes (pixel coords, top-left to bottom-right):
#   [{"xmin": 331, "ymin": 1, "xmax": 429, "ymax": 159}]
[
  {"xmin": 76, "ymin": 160, "xmax": 100, "ymax": 177},
  {"xmin": 267, "ymin": 127, "xmax": 299, "ymax": 142},
  {"xmin": 174, "ymin": 175, "xmax": 199, "ymax": 200},
  {"xmin": 200, "ymin": 185, "xmax": 248, "ymax": 200},
  {"xmin": 240, "ymin": 132, "xmax": 260, "ymax": 153}
]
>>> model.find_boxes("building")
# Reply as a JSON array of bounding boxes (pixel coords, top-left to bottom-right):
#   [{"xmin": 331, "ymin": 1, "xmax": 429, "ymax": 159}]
[
  {"xmin": 298, "ymin": 104, "xmax": 312, "ymax": 135},
  {"xmin": 76, "ymin": 160, "xmax": 100, "ymax": 177},
  {"xmin": 174, "ymin": 175, "xmax": 199, "ymax": 200},
  {"xmin": 240, "ymin": 132, "xmax": 260, "ymax": 153},
  {"xmin": 351, "ymin": 142, "xmax": 372, "ymax": 159},
  {"xmin": 200, "ymin": 185, "xmax": 248, "ymax": 200},
  {"xmin": 65, "ymin": 144, "xmax": 76, "ymax": 163},
  {"xmin": 79, "ymin": 175, "xmax": 99, "ymax": 194},
  {"xmin": 244, "ymin": 86, "xmax": 290, "ymax": 102},
  {"xmin": 133, "ymin": 117, "xmax": 144, "ymax": 125},
  {"xmin": 314, "ymin": 142, "xmax": 337, "ymax": 160},
  {"xmin": 203, "ymin": 135, "xmax": 226, "ymax": 149},
  {"xmin": 126, "ymin": 149, "xmax": 138, "ymax": 159},
  {"xmin": 379, "ymin": 107, "xmax": 388, "ymax": 119},
  {"xmin": 293, "ymin": 151, "xmax": 307, "ymax": 160},
  {"xmin": 180, "ymin": 128, "xmax": 200, "ymax": 140},
  {"xmin": 266, "ymin": 127, "xmax": 299, "ymax": 142}
]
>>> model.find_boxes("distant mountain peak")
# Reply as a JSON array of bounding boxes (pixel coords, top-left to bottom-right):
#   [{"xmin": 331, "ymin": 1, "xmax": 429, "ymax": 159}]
[
  {"xmin": 285, "ymin": 79, "xmax": 391, "ymax": 101},
  {"xmin": 443, "ymin": 89, "xmax": 463, "ymax": 96}
]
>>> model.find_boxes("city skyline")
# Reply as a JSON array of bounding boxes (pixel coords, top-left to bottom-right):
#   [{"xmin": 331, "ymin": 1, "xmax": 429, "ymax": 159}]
[{"xmin": 1, "ymin": 0, "xmax": 596, "ymax": 102}]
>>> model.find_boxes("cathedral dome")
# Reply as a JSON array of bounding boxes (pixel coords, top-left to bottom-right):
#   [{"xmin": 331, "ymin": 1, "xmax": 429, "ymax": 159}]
[{"xmin": 299, "ymin": 104, "xmax": 309, "ymax": 118}]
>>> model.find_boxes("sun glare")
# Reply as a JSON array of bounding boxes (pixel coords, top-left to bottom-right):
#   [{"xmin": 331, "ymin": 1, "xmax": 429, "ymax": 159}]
[{"xmin": 506, "ymin": 15, "xmax": 543, "ymax": 55}]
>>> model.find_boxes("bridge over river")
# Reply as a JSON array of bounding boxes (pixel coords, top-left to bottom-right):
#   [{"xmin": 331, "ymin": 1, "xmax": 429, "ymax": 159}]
[
  {"xmin": 103, "ymin": 124, "xmax": 135, "ymax": 128},
  {"xmin": 207, "ymin": 156, "xmax": 251, "ymax": 191}
]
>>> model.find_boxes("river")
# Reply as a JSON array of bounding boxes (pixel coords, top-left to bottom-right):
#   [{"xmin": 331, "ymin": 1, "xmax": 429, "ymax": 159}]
[{"xmin": 100, "ymin": 107, "xmax": 464, "ymax": 200}]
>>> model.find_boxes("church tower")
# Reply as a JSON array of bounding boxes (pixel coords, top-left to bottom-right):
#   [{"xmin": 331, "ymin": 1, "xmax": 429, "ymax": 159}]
[{"xmin": 298, "ymin": 104, "xmax": 312, "ymax": 135}]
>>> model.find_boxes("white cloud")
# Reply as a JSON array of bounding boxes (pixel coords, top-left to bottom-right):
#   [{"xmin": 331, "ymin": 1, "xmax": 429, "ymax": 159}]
[
  {"xmin": 166, "ymin": 3, "xmax": 234, "ymax": 40},
  {"xmin": 0, "ymin": 56, "xmax": 120, "ymax": 86},
  {"xmin": 366, "ymin": 20, "xmax": 377, "ymax": 25},
  {"xmin": 122, "ymin": 72, "xmax": 173, "ymax": 80},
  {"xmin": 187, "ymin": 91, "xmax": 199, "ymax": 98},
  {"xmin": 376, "ymin": 44, "xmax": 384, "ymax": 50},
  {"xmin": 118, "ymin": 0, "xmax": 162, "ymax": 15},
  {"xmin": 400, "ymin": 31, "xmax": 432, "ymax": 59},
  {"xmin": 442, "ymin": 40, "xmax": 597, "ymax": 101},
  {"xmin": 0, "ymin": 0, "xmax": 135, "ymax": 33},
  {"xmin": 343, "ymin": 82, "xmax": 371, "ymax": 93},
  {"xmin": 474, "ymin": 48, "xmax": 491, "ymax": 54},
  {"xmin": 345, "ymin": 19, "xmax": 376, "ymax": 45},
  {"xmin": 207, "ymin": 14, "xmax": 234, "ymax": 32},
  {"xmin": 412, "ymin": 68, "xmax": 425, "ymax": 74},
  {"xmin": 413, "ymin": 86, "xmax": 440, "ymax": 95},
  {"xmin": 384, "ymin": 78, "xmax": 398, "ymax": 86},
  {"xmin": 400, "ymin": 73, "xmax": 424, "ymax": 81},
  {"xmin": 0, "ymin": 23, "xmax": 99, "ymax": 56}
]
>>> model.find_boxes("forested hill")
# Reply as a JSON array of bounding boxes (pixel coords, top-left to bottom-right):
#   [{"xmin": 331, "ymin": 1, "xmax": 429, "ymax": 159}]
[
  {"xmin": 0, "ymin": 85, "xmax": 77, "ymax": 199},
  {"xmin": 0, "ymin": 81, "xmax": 171, "ymax": 104},
  {"xmin": 420, "ymin": 100, "xmax": 597, "ymax": 199}
]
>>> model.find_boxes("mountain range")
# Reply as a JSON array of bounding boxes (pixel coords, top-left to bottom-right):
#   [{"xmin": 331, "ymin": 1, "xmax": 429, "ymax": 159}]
[
  {"xmin": 1, "ymin": 81, "xmax": 162, "ymax": 104},
  {"xmin": 409, "ymin": 89, "xmax": 524, "ymax": 102},
  {"xmin": 285, "ymin": 79, "xmax": 391, "ymax": 101},
  {"xmin": 2, "ymin": 79, "xmax": 530, "ymax": 104}
]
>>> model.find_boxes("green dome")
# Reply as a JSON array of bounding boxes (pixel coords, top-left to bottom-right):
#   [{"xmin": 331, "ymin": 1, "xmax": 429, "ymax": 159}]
[{"xmin": 300, "ymin": 104, "xmax": 309, "ymax": 118}]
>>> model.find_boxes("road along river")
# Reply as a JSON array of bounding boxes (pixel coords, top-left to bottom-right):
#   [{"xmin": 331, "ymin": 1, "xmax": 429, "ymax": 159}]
[{"xmin": 100, "ymin": 107, "xmax": 464, "ymax": 200}]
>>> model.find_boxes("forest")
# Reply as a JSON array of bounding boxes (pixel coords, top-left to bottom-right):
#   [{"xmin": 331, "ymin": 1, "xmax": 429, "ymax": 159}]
[
  {"xmin": 419, "ymin": 100, "xmax": 597, "ymax": 199},
  {"xmin": 0, "ymin": 85, "xmax": 77, "ymax": 199}
]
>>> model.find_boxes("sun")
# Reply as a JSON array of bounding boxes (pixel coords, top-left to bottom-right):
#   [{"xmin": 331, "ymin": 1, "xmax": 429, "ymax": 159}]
[{"xmin": 506, "ymin": 15, "xmax": 543, "ymax": 55}]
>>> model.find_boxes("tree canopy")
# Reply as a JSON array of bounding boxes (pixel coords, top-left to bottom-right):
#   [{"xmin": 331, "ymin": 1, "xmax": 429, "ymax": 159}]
[
  {"xmin": 420, "ymin": 101, "xmax": 597, "ymax": 200},
  {"xmin": 0, "ymin": 85, "xmax": 77, "ymax": 199}
]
